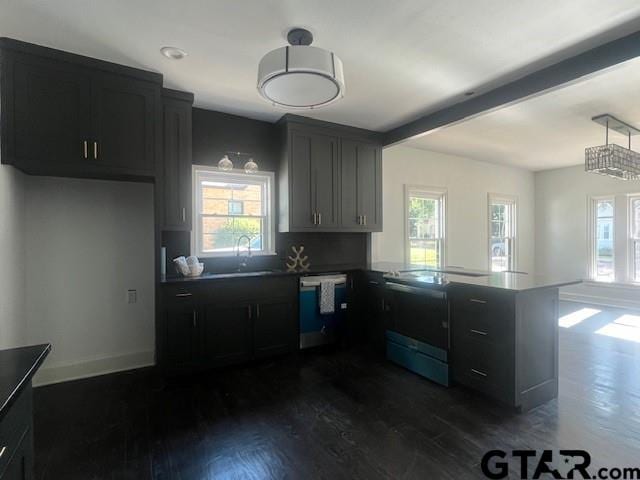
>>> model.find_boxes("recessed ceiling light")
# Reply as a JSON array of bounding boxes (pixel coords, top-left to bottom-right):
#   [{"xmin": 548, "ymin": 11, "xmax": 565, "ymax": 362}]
[{"xmin": 161, "ymin": 46, "xmax": 187, "ymax": 60}]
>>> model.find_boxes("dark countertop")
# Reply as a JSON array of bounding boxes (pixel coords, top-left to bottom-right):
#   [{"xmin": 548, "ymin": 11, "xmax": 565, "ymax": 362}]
[
  {"xmin": 368, "ymin": 262, "xmax": 581, "ymax": 292},
  {"xmin": 161, "ymin": 263, "xmax": 364, "ymax": 284},
  {"xmin": 161, "ymin": 261, "xmax": 581, "ymax": 292},
  {"xmin": 0, "ymin": 343, "xmax": 51, "ymax": 421}
]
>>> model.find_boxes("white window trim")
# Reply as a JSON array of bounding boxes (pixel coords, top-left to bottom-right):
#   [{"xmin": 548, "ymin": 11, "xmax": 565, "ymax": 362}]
[
  {"xmin": 403, "ymin": 185, "xmax": 447, "ymax": 267},
  {"xmin": 628, "ymin": 194, "xmax": 640, "ymax": 284},
  {"xmin": 487, "ymin": 193, "xmax": 518, "ymax": 272},
  {"xmin": 191, "ymin": 166, "xmax": 276, "ymax": 258},
  {"xmin": 587, "ymin": 195, "xmax": 615, "ymax": 282}
]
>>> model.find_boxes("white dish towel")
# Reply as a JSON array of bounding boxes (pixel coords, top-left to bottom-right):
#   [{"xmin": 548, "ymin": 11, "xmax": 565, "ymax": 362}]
[{"xmin": 319, "ymin": 280, "xmax": 335, "ymax": 315}]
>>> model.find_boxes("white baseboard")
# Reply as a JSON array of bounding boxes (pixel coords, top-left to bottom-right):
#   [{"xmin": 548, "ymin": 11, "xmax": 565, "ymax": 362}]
[
  {"xmin": 560, "ymin": 291, "xmax": 640, "ymax": 311},
  {"xmin": 33, "ymin": 350, "xmax": 155, "ymax": 387}
]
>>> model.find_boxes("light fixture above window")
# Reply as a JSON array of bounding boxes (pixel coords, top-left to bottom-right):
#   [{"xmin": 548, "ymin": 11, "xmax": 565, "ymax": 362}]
[
  {"xmin": 257, "ymin": 28, "xmax": 345, "ymax": 109},
  {"xmin": 217, "ymin": 152, "xmax": 259, "ymax": 173},
  {"xmin": 585, "ymin": 114, "xmax": 640, "ymax": 180}
]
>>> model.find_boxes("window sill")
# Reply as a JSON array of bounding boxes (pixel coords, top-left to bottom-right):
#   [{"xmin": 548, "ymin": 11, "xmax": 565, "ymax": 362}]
[
  {"xmin": 582, "ymin": 280, "xmax": 640, "ymax": 290},
  {"xmin": 196, "ymin": 251, "xmax": 278, "ymax": 259}
]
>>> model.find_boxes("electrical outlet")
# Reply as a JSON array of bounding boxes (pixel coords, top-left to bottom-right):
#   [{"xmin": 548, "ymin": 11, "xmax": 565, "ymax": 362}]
[{"xmin": 127, "ymin": 289, "xmax": 137, "ymax": 304}]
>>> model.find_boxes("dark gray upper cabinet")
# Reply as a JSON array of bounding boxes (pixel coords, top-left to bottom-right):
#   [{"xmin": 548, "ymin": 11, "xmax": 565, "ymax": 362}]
[
  {"xmin": 0, "ymin": 37, "xmax": 161, "ymax": 181},
  {"xmin": 91, "ymin": 73, "xmax": 158, "ymax": 174},
  {"xmin": 288, "ymin": 129, "xmax": 339, "ymax": 230},
  {"xmin": 278, "ymin": 115, "xmax": 383, "ymax": 232},
  {"xmin": 160, "ymin": 89, "xmax": 193, "ymax": 231},
  {"xmin": 340, "ymin": 139, "xmax": 382, "ymax": 231}
]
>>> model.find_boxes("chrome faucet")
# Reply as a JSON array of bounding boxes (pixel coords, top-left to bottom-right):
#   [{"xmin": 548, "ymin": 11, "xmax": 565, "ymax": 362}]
[{"xmin": 236, "ymin": 235, "xmax": 252, "ymax": 269}]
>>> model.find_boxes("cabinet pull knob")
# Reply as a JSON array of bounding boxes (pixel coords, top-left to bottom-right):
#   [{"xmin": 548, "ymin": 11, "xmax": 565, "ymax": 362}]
[
  {"xmin": 93, "ymin": 141, "xmax": 98, "ymax": 160},
  {"xmin": 182, "ymin": 207, "xmax": 186, "ymax": 223},
  {"xmin": 470, "ymin": 329, "xmax": 488, "ymax": 336},
  {"xmin": 192, "ymin": 311, "xmax": 197, "ymax": 328},
  {"xmin": 175, "ymin": 292, "xmax": 192, "ymax": 297},
  {"xmin": 247, "ymin": 305, "xmax": 252, "ymax": 319},
  {"xmin": 83, "ymin": 141, "xmax": 88, "ymax": 159},
  {"xmin": 469, "ymin": 298, "xmax": 487, "ymax": 304},
  {"xmin": 470, "ymin": 368, "xmax": 488, "ymax": 377}
]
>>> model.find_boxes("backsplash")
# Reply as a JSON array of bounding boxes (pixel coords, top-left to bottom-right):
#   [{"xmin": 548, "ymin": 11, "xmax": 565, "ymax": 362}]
[{"xmin": 161, "ymin": 230, "xmax": 369, "ymax": 277}]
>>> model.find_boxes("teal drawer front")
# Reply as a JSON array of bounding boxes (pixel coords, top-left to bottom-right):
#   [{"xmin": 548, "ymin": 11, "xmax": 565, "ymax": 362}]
[
  {"xmin": 386, "ymin": 332, "xmax": 450, "ymax": 387},
  {"xmin": 386, "ymin": 330, "xmax": 448, "ymax": 362}
]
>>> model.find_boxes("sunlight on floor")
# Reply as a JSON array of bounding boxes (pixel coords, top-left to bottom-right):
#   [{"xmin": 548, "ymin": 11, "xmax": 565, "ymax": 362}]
[
  {"xmin": 559, "ymin": 307, "xmax": 601, "ymax": 328},
  {"xmin": 596, "ymin": 314, "xmax": 640, "ymax": 343}
]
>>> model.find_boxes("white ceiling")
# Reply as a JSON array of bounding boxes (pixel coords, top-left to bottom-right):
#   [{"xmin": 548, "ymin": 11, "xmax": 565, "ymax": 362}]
[
  {"xmin": 406, "ymin": 57, "xmax": 640, "ymax": 171},
  {"xmin": 1, "ymin": 0, "xmax": 640, "ymax": 133}
]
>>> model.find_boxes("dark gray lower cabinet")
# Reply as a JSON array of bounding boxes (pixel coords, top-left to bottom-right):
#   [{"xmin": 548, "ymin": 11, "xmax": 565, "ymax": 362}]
[
  {"xmin": 161, "ymin": 277, "xmax": 298, "ymax": 372},
  {"xmin": 450, "ymin": 285, "xmax": 559, "ymax": 411},
  {"xmin": 253, "ymin": 298, "xmax": 296, "ymax": 359},
  {"xmin": 164, "ymin": 305, "xmax": 198, "ymax": 369},
  {"xmin": 0, "ymin": 386, "xmax": 33, "ymax": 480},
  {"xmin": 202, "ymin": 303, "xmax": 253, "ymax": 366}
]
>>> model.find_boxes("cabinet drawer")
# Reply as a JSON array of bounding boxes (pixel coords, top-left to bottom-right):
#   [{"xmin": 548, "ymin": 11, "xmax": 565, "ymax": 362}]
[
  {"xmin": 454, "ymin": 336, "xmax": 514, "ymax": 403},
  {"xmin": 0, "ymin": 387, "xmax": 31, "ymax": 477},
  {"xmin": 451, "ymin": 288, "xmax": 514, "ymax": 345}
]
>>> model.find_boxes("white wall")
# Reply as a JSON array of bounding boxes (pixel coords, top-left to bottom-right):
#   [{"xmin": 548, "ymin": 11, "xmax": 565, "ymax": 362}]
[
  {"xmin": 535, "ymin": 165, "xmax": 640, "ymax": 309},
  {"xmin": 372, "ymin": 145, "xmax": 536, "ymax": 273},
  {"xmin": 24, "ymin": 177, "xmax": 155, "ymax": 385},
  {"xmin": 0, "ymin": 166, "xmax": 27, "ymax": 349}
]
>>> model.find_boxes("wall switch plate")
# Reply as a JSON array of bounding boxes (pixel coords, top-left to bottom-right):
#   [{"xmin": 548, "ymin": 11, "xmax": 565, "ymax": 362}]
[{"xmin": 127, "ymin": 289, "xmax": 137, "ymax": 304}]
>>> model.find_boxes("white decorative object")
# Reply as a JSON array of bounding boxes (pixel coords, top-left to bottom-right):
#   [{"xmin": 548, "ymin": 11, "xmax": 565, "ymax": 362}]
[
  {"xmin": 257, "ymin": 28, "xmax": 345, "ymax": 109},
  {"xmin": 286, "ymin": 245, "xmax": 310, "ymax": 272},
  {"xmin": 173, "ymin": 256, "xmax": 204, "ymax": 277}
]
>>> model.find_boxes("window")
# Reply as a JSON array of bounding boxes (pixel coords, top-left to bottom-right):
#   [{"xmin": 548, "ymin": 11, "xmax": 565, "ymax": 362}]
[
  {"xmin": 192, "ymin": 166, "xmax": 275, "ymax": 257},
  {"xmin": 405, "ymin": 186, "xmax": 446, "ymax": 268},
  {"xmin": 631, "ymin": 196, "xmax": 640, "ymax": 283},
  {"xmin": 589, "ymin": 197, "xmax": 615, "ymax": 282},
  {"xmin": 488, "ymin": 195, "xmax": 517, "ymax": 272}
]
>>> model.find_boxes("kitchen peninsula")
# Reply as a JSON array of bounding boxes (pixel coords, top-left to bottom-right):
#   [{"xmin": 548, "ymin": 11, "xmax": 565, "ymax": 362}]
[{"xmin": 363, "ymin": 264, "xmax": 580, "ymax": 412}]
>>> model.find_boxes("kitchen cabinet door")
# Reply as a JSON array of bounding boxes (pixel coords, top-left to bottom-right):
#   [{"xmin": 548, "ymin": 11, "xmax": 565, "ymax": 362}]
[
  {"xmin": 202, "ymin": 303, "xmax": 253, "ymax": 367},
  {"xmin": 289, "ymin": 129, "xmax": 339, "ymax": 230},
  {"xmin": 289, "ymin": 130, "xmax": 315, "ymax": 229},
  {"xmin": 311, "ymin": 133, "xmax": 339, "ymax": 229},
  {"xmin": 5, "ymin": 52, "xmax": 92, "ymax": 171},
  {"xmin": 164, "ymin": 306, "xmax": 199, "ymax": 369},
  {"xmin": 340, "ymin": 139, "xmax": 382, "ymax": 231},
  {"xmin": 91, "ymin": 73, "xmax": 157, "ymax": 175},
  {"xmin": 161, "ymin": 91, "xmax": 193, "ymax": 231},
  {"xmin": 253, "ymin": 298, "xmax": 297, "ymax": 359}
]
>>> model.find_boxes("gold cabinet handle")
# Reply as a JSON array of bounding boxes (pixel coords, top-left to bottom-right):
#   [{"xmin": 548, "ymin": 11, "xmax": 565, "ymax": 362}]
[
  {"xmin": 363, "ymin": 215, "xmax": 367, "ymax": 225},
  {"xmin": 83, "ymin": 141, "xmax": 88, "ymax": 159},
  {"xmin": 93, "ymin": 141, "xmax": 98, "ymax": 160}
]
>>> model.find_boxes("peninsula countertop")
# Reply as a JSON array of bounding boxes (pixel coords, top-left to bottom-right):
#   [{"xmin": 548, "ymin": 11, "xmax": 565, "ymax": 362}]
[
  {"xmin": 0, "ymin": 343, "xmax": 51, "ymax": 421},
  {"xmin": 367, "ymin": 262, "xmax": 582, "ymax": 292}
]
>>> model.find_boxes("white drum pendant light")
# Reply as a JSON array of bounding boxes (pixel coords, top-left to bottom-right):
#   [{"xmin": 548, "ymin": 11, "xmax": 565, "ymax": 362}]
[{"xmin": 257, "ymin": 28, "xmax": 345, "ymax": 109}]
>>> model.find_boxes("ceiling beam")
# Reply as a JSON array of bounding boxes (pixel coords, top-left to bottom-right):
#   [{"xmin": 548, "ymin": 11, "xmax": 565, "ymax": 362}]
[{"xmin": 383, "ymin": 29, "xmax": 640, "ymax": 146}]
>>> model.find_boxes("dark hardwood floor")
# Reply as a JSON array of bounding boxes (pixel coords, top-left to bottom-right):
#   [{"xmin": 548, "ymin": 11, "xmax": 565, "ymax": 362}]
[{"xmin": 33, "ymin": 302, "xmax": 640, "ymax": 479}]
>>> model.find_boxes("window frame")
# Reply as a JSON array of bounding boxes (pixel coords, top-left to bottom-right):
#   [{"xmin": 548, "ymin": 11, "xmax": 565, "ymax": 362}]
[
  {"xmin": 487, "ymin": 194, "xmax": 518, "ymax": 272},
  {"xmin": 629, "ymin": 195, "xmax": 640, "ymax": 284},
  {"xmin": 191, "ymin": 165, "xmax": 276, "ymax": 258},
  {"xmin": 588, "ymin": 195, "xmax": 616, "ymax": 283},
  {"xmin": 404, "ymin": 185, "xmax": 447, "ymax": 268}
]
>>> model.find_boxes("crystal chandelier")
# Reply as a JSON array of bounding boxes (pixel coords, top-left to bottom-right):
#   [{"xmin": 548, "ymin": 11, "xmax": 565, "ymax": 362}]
[{"xmin": 585, "ymin": 114, "xmax": 640, "ymax": 180}]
